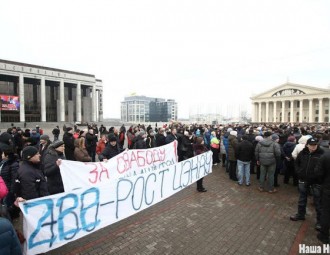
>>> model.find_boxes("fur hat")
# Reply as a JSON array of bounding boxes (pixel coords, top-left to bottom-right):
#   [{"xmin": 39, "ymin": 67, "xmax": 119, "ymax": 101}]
[
  {"xmin": 230, "ymin": 131, "xmax": 237, "ymax": 137},
  {"xmin": 22, "ymin": 146, "xmax": 39, "ymax": 161},
  {"xmin": 40, "ymin": 135, "xmax": 50, "ymax": 141},
  {"xmin": 255, "ymin": 135, "xmax": 263, "ymax": 142}
]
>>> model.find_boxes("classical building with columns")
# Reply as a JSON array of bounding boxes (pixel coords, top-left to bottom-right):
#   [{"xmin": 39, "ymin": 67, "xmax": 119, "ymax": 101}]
[
  {"xmin": 0, "ymin": 59, "xmax": 103, "ymax": 123},
  {"xmin": 251, "ymin": 82, "xmax": 330, "ymax": 123}
]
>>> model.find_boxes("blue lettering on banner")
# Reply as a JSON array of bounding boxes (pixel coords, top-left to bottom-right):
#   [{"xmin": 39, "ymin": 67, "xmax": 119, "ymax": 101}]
[{"xmin": 23, "ymin": 187, "xmax": 101, "ymax": 249}]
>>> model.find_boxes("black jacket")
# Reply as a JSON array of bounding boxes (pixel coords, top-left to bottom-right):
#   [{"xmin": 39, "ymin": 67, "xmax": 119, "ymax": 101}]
[
  {"xmin": 63, "ymin": 132, "xmax": 75, "ymax": 160},
  {"xmin": 85, "ymin": 132, "xmax": 98, "ymax": 151},
  {"xmin": 99, "ymin": 143, "xmax": 123, "ymax": 161},
  {"xmin": 315, "ymin": 151, "xmax": 330, "ymax": 191},
  {"xmin": 236, "ymin": 140, "xmax": 254, "ymax": 162},
  {"xmin": 295, "ymin": 146, "xmax": 324, "ymax": 184},
  {"xmin": 155, "ymin": 133, "xmax": 166, "ymax": 147},
  {"xmin": 43, "ymin": 147, "xmax": 65, "ymax": 195},
  {"xmin": 0, "ymin": 157, "xmax": 19, "ymax": 193},
  {"xmin": 16, "ymin": 161, "xmax": 49, "ymax": 200}
]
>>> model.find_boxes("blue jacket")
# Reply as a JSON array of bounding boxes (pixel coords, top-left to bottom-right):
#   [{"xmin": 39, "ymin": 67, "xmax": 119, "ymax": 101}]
[
  {"xmin": 222, "ymin": 133, "xmax": 230, "ymax": 155},
  {"xmin": 0, "ymin": 217, "xmax": 22, "ymax": 255}
]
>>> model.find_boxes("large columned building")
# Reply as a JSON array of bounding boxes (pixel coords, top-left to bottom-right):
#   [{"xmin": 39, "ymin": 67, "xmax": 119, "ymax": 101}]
[
  {"xmin": 0, "ymin": 59, "xmax": 103, "ymax": 123},
  {"xmin": 251, "ymin": 83, "xmax": 330, "ymax": 123}
]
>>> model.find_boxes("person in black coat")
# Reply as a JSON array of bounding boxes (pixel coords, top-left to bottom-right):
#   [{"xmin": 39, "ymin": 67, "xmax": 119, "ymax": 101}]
[
  {"xmin": 63, "ymin": 127, "xmax": 75, "ymax": 161},
  {"xmin": 182, "ymin": 131, "xmax": 194, "ymax": 160},
  {"xmin": 155, "ymin": 128, "xmax": 166, "ymax": 147},
  {"xmin": 99, "ymin": 135, "xmax": 124, "ymax": 161},
  {"xmin": 134, "ymin": 131, "xmax": 147, "ymax": 149},
  {"xmin": 43, "ymin": 141, "xmax": 66, "ymax": 195},
  {"xmin": 282, "ymin": 136, "xmax": 298, "ymax": 185},
  {"xmin": 194, "ymin": 137, "xmax": 208, "ymax": 192},
  {"xmin": 236, "ymin": 135, "xmax": 254, "ymax": 186},
  {"xmin": 15, "ymin": 146, "xmax": 49, "ymax": 200},
  {"xmin": 290, "ymin": 138, "xmax": 324, "ymax": 230},
  {"xmin": 85, "ymin": 128, "xmax": 98, "ymax": 162},
  {"xmin": 315, "ymin": 147, "xmax": 330, "ymax": 243}
]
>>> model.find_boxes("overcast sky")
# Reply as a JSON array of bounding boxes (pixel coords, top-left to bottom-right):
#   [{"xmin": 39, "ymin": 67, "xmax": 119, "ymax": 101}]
[{"xmin": 1, "ymin": 0, "xmax": 330, "ymax": 119}]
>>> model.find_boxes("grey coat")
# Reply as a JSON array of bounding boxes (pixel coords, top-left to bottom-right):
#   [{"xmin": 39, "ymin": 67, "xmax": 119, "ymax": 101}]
[{"xmin": 255, "ymin": 138, "xmax": 281, "ymax": 166}]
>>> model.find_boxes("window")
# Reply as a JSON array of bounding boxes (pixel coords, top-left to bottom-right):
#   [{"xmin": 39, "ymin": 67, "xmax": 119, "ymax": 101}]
[
  {"xmin": 316, "ymin": 110, "xmax": 319, "ymax": 114},
  {"xmin": 297, "ymin": 101, "xmax": 300, "ymax": 107}
]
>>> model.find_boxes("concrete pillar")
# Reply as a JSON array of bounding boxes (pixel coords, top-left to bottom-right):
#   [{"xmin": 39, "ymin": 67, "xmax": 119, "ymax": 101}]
[
  {"xmin": 76, "ymin": 82, "xmax": 81, "ymax": 122},
  {"xmin": 19, "ymin": 74, "xmax": 25, "ymax": 122},
  {"xmin": 273, "ymin": 101, "xmax": 277, "ymax": 122},
  {"xmin": 282, "ymin": 101, "xmax": 285, "ymax": 122},
  {"xmin": 40, "ymin": 77, "xmax": 46, "ymax": 122},
  {"xmin": 258, "ymin": 102, "xmax": 262, "ymax": 123},
  {"xmin": 299, "ymin": 99, "xmax": 303, "ymax": 123},
  {"xmin": 309, "ymin": 99, "xmax": 313, "ymax": 123},
  {"xmin": 265, "ymin": 101, "xmax": 269, "ymax": 123},
  {"xmin": 92, "ymin": 84, "xmax": 96, "ymax": 122},
  {"xmin": 60, "ymin": 79, "xmax": 65, "ymax": 122},
  {"xmin": 251, "ymin": 102, "xmax": 255, "ymax": 122},
  {"xmin": 319, "ymin": 98, "xmax": 323, "ymax": 123},
  {"xmin": 290, "ymin": 100, "xmax": 294, "ymax": 122}
]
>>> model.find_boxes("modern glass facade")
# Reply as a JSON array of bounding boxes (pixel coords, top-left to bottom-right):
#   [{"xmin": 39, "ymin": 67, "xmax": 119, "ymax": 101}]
[{"xmin": 121, "ymin": 95, "xmax": 177, "ymax": 122}]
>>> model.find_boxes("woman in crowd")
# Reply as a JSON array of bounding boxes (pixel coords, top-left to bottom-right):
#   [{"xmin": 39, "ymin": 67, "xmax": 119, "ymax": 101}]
[{"xmin": 74, "ymin": 137, "xmax": 92, "ymax": 162}]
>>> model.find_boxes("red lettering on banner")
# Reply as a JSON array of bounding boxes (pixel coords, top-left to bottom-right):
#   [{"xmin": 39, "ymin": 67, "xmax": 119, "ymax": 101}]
[
  {"xmin": 98, "ymin": 162, "xmax": 109, "ymax": 182},
  {"xmin": 116, "ymin": 148, "xmax": 168, "ymax": 174},
  {"xmin": 88, "ymin": 163, "xmax": 110, "ymax": 184},
  {"xmin": 88, "ymin": 163, "xmax": 98, "ymax": 184},
  {"xmin": 136, "ymin": 151, "xmax": 146, "ymax": 166}
]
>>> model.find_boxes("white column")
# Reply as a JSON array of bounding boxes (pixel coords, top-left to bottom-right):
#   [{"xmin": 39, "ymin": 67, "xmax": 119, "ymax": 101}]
[
  {"xmin": 290, "ymin": 100, "xmax": 294, "ymax": 123},
  {"xmin": 282, "ymin": 101, "xmax": 285, "ymax": 122},
  {"xmin": 19, "ymin": 74, "xmax": 25, "ymax": 122},
  {"xmin": 251, "ymin": 102, "xmax": 255, "ymax": 122},
  {"xmin": 309, "ymin": 99, "xmax": 313, "ymax": 123},
  {"xmin": 60, "ymin": 79, "xmax": 65, "ymax": 122},
  {"xmin": 319, "ymin": 98, "xmax": 323, "ymax": 123},
  {"xmin": 76, "ymin": 82, "xmax": 81, "ymax": 122},
  {"xmin": 258, "ymin": 102, "xmax": 262, "ymax": 123},
  {"xmin": 273, "ymin": 101, "xmax": 277, "ymax": 122},
  {"xmin": 40, "ymin": 77, "xmax": 46, "ymax": 122},
  {"xmin": 92, "ymin": 84, "xmax": 96, "ymax": 122},
  {"xmin": 265, "ymin": 101, "xmax": 269, "ymax": 123},
  {"xmin": 299, "ymin": 99, "xmax": 303, "ymax": 123}
]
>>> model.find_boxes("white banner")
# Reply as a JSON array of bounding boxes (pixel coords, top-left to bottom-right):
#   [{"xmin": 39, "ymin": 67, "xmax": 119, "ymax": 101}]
[
  {"xmin": 60, "ymin": 141, "xmax": 178, "ymax": 191},
  {"xmin": 20, "ymin": 151, "xmax": 212, "ymax": 255}
]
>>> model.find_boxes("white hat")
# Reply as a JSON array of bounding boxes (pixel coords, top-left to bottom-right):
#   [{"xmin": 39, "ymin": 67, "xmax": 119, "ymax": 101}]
[{"xmin": 230, "ymin": 131, "xmax": 237, "ymax": 137}]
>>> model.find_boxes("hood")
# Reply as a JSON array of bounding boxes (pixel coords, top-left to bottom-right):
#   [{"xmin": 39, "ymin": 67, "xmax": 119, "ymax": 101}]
[
  {"xmin": 298, "ymin": 135, "xmax": 312, "ymax": 145},
  {"xmin": 259, "ymin": 138, "xmax": 274, "ymax": 147},
  {"xmin": 0, "ymin": 132, "xmax": 12, "ymax": 144}
]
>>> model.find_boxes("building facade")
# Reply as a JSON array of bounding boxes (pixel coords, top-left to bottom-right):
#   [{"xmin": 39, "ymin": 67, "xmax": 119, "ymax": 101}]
[
  {"xmin": 251, "ymin": 82, "xmax": 330, "ymax": 123},
  {"xmin": 0, "ymin": 59, "xmax": 103, "ymax": 123},
  {"xmin": 121, "ymin": 95, "xmax": 178, "ymax": 123}
]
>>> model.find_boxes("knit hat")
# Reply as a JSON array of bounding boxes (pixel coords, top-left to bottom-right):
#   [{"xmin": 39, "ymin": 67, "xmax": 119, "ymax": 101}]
[
  {"xmin": 108, "ymin": 135, "xmax": 117, "ymax": 142},
  {"xmin": 264, "ymin": 131, "xmax": 272, "ymax": 137},
  {"xmin": 230, "ymin": 131, "xmax": 237, "ymax": 137},
  {"xmin": 66, "ymin": 127, "xmax": 73, "ymax": 132},
  {"xmin": 51, "ymin": 140, "xmax": 64, "ymax": 149},
  {"xmin": 40, "ymin": 135, "xmax": 50, "ymax": 141},
  {"xmin": 255, "ymin": 136, "xmax": 263, "ymax": 142},
  {"xmin": 22, "ymin": 146, "xmax": 39, "ymax": 161},
  {"xmin": 271, "ymin": 134, "xmax": 279, "ymax": 141},
  {"xmin": 227, "ymin": 128, "xmax": 233, "ymax": 133},
  {"xmin": 287, "ymin": 136, "xmax": 296, "ymax": 142}
]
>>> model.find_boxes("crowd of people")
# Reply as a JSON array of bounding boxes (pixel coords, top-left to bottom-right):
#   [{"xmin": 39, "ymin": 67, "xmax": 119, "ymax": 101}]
[{"xmin": 1, "ymin": 121, "xmax": 330, "ymax": 254}]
